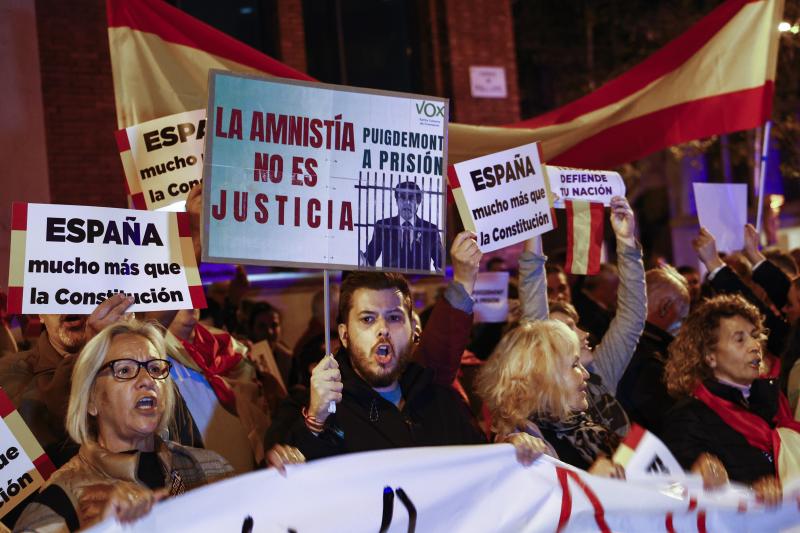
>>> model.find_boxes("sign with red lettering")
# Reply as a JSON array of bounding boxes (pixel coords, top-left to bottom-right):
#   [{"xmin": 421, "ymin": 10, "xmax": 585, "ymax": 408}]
[
  {"xmin": 202, "ymin": 71, "xmax": 448, "ymax": 274},
  {"xmin": 6, "ymin": 203, "xmax": 205, "ymax": 314},
  {"xmin": 116, "ymin": 109, "xmax": 206, "ymax": 211}
]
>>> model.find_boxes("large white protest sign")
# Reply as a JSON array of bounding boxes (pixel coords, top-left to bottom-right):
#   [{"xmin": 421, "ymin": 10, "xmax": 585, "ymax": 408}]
[
  {"xmin": 6, "ymin": 203, "xmax": 205, "ymax": 314},
  {"xmin": 473, "ymin": 272, "xmax": 509, "ymax": 323},
  {"xmin": 547, "ymin": 166, "xmax": 626, "ymax": 207},
  {"xmin": 202, "ymin": 71, "xmax": 448, "ymax": 274},
  {"xmin": 85, "ymin": 444, "xmax": 800, "ymax": 533},
  {"xmin": 0, "ymin": 388, "xmax": 56, "ymax": 518},
  {"xmin": 116, "ymin": 109, "xmax": 206, "ymax": 211},
  {"xmin": 694, "ymin": 183, "xmax": 747, "ymax": 253},
  {"xmin": 449, "ymin": 142, "xmax": 554, "ymax": 252}
]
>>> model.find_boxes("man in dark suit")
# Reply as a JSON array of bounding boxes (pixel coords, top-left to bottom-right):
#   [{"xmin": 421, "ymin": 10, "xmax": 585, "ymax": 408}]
[{"xmin": 361, "ymin": 181, "xmax": 443, "ymax": 271}]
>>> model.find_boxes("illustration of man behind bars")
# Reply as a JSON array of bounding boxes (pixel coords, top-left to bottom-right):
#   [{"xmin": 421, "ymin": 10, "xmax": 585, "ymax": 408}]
[{"xmin": 359, "ymin": 181, "xmax": 443, "ymax": 271}]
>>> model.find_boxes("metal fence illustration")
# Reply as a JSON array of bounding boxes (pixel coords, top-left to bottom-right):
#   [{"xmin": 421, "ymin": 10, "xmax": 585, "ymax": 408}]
[{"xmin": 356, "ymin": 172, "xmax": 445, "ymax": 272}]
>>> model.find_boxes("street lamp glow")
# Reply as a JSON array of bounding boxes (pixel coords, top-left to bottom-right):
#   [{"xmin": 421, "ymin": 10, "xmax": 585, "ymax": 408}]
[
  {"xmin": 778, "ymin": 21, "xmax": 791, "ymax": 32},
  {"xmin": 791, "ymin": 24, "xmax": 800, "ymax": 34}
]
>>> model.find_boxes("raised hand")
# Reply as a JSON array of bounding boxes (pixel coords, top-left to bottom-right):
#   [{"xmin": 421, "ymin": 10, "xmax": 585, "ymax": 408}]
[
  {"xmin": 308, "ymin": 355, "xmax": 343, "ymax": 423},
  {"xmin": 692, "ymin": 227, "xmax": 725, "ymax": 272},
  {"xmin": 609, "ymin": 196, "xmax": 636, "ymax": 248},
  {"xmin": 451, "ymin": 231, "xmax": 482, "ymax": 295}
]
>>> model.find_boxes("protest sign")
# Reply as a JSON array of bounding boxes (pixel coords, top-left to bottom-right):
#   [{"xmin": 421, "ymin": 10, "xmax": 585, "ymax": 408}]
[
  {"xmin": 693, "ymin": 183, "xmax": 747, "ymax": 253},
  {"xmin": 202, "ymin": 71, "xmax": 448, "ymax": 274},
  {"xmin": 0, "ymin": 388, "xmax": 56, "ymax": 519},
  {"xmin": 116, "ymin": 109, "xmax": 206, "ymax": 211},
  {"xmin": 6, "ymin": 203, "xmax": 205, "ymax": 314},
  {"xmin": 613, "ymin": 425, "xmax": 686, "ymax": 481},
  {"xmin": 449, "ymin": 142, "xmax": 554, "ymax": 252},
  {"xmin": 85, "ymin": 444, "xmax": 800, "ymax": 533},
  {"xmin": 248, "ymin": 340, "xmax": 286, "ymax": 394},
  {"xmin": 473, "ymin": 272, "xmax": 509, "ymax": 323},
  {"xmin": 547, "ymin": 166, "xmax": 626, "ymax": 207}
]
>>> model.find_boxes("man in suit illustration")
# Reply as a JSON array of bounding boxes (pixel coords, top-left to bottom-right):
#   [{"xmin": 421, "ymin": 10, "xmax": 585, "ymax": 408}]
[{"xmin": 361, "ymin": 181, "xmax": 443, "ymax": 271}]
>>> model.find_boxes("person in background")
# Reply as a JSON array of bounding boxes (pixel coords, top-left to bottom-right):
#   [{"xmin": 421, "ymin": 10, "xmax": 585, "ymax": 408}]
[
  {"xmin": 677, "ymin": 265, "xmax": 702, "ymax": 309},
  {"xmin": 247, "ymin": 301, "xmax": 292, "ymax": 385},
  {"xmin": 14, "ymin": 320, "xmax": 235, "ymax": 532},
  {"xmin": 572, "ymin": 263, "xmax": 619, "ymax": 343}
]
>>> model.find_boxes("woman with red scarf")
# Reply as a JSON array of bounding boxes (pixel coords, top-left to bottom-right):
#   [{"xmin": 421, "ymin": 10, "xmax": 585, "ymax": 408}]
[{"xmin": 663, "ymin": 294, "xmax": 800, "ymax": 505}]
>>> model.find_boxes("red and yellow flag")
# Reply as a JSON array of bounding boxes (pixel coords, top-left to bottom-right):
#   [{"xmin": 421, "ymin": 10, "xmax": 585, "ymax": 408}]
[{"xmin": 564, "ymin": 200, "xmax": 604, "ymax": 276}]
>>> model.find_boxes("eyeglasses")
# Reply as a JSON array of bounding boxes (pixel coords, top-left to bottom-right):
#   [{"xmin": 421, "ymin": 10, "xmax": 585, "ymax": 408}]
[{"xmin": 101, "ymin": 358, "xmax": 172, "ymax": 380}]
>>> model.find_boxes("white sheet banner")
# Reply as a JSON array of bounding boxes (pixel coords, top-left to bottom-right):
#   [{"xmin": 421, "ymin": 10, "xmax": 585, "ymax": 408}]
[
  {"xmin": 450, "ymin": 142, "xmax": 554, "ymax": 252},
  {"xmin": 6, "ymin": 203, "xmax": 205, "ymax": 314},
  {"xmin": 85, "ymin": 445, "xmax": 800, "ymax": 533},
  {"xmin": 547, "ymin": 166, "xmax": 626, "ymax": 207},
  {"xmin": 473, "ymin": 272, "xmax": 509, "ymax": 323},
  {"xmin": 694, "ymin": 183, "xmax": 747, "ymax": 253},
  {"xmin": 116, "ymin": 109, "xmax": 206, "ymax": 211},
  {"xmin": 203, "ymin": 71, "xmax": 448, "ymax": 274}
]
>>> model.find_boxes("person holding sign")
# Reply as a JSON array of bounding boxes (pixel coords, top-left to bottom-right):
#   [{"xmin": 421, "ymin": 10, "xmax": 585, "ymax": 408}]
[
  {"xmin": 15, "ymin": 320, "xmax": 234, "ymax": 531},
  {"xmin": 360, "ymin": 181, "xmax": 443, "ymax": 272},
  {"xmin": 662, "ymin": 294, "xmax": 800, "ymax": 504}
]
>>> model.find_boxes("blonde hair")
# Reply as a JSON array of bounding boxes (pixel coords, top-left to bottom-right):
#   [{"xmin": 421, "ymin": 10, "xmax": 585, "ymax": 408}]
[
  {"xmin": 475, "ymin": 320, "xmax": 579, "ymax": 437},
  {"xmin": 66, "ymin": 320, "xmax": 175, "ymax": 445}
]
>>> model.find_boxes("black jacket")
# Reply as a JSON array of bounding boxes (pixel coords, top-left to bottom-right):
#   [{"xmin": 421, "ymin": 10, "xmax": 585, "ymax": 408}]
[
  {"xmin": 282, "ymin": 349, "xmax": 485, "ymax": 459},
  {"xmin": 662, "ymin": 378, "xmax": 779, "ymax": 484},
  {"xmin": 616, "ymin": 322, "xmax": 674, "ymax": 436}
]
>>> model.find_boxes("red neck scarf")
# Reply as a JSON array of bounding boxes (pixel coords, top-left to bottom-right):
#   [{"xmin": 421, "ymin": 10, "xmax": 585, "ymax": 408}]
[
  {"xmin": 693, "ymin": 381, "xmax": 800, "ymax": 454},
  {"xmin": 180, "ymin": 324, "xmax": 242, "ymax": 412}
]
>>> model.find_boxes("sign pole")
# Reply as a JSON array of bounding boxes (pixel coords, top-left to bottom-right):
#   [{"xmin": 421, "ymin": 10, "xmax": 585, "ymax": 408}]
[
  {"xmin": 324, "ymin": 269, "xmax": 336, "ymax": 413},
  {"xmin": 755, "ymin": 120, "xmax": 772, "ymax": 236}
]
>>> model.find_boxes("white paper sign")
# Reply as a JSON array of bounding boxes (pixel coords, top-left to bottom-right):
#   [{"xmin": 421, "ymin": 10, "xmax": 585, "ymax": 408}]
[
  {"xmin": 693, "ymin": 183, "xmax": 747, "ymax": 252},
  {"xmin": 450, "ymin": 142, "xmax": 554, "ymax": 252},
  {"xmin": 473, "ymin": 272, "xmax": 509, "ymax": 323},
  {"xmin": 469, "ymin": 66, "xmax": 508, "ymax": 98},
  {"xmin": 85, "ymin": 444, "xmax": 800, "ymax": 533},
  {"xmin": 203, "ymin": 72, "xmax": 448, "ymax": 274},
  {"xmin": 116, "ymin": 109, "xmax": 206, "ymax": 211},
  {"xmin": 547, "ymin": 166, "xmax": 626, "ymax": 207},
  {"xmin": 7, "ymin": 203, "xmax": 205, "ymax": 314},
  {"xmin": 613, "ymin": 426, "xmax": 686, "ymax": 481}
]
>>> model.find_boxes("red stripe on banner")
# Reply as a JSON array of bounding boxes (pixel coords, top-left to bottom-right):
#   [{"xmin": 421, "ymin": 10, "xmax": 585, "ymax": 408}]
[
  {"xmin": 7, "ymin": 287, "xmax": 23, "ymax": 316},
  {"xmin": 0, "ymin": 389, "xmax": 15, "ymax": 418},
  {"xmin": 549, "ymin": 83, "xmax": 772, "ymax": 169},
  {"xmin": 176, "ymin": 212, "xmax": 192, "ymax": 237},
  {"xmin": 510, "ymin": 0, "xmax": 759, "ymax": 129},
  {"xmin": 697, "ymin": 510, "xmax": 708, "ymax": 533},
  {"xmin": 11, "ymin": 202, "xmax": 27, "ymax": 231},
  {"xmin": 665, "ymin": 512, "xmax": 676, "ymax": 533},
  {"xmin": 106, "ymin": 0, "xmax": 313, "ymax": 82},
  {"xmin": 564, "ymin": 201, "xmax": 576, "ymax": 274},
  {"xmin": 446, "ymin": 186, "xmax": 455, "ymax": 206},
  {"xmin": 114, "ymin": 128, "xmax": 130, "ymax": 152},
  {"xmin": 623, "ymin": 424, "xmax": 647, "ymax": 450},
  {"xmin": 131, "ymin": 192, "xmax": 147, "ymax": 210},
  {"xmin": 556, "ymin": 467, "xmax": 572, "ymax": 532},
  {"xmin": 33, "ymin": 453, "xmax": 56, "ymax": 481},
  {"xmin": 566, "ymin": 470, "xmax": 611, "ymax": 533},
  {"xmin": 688, "ymin": 496, "xmax": 698, "ymax": 511},
  {"xmin": 446, "ymin": 165, "xmax": 461, "ymax": 190},
  {"xmin": 586, "ymin": 202, "xmax": 604, "ymax": 275},
  {"xmin": 189, "ymin": 285, "xmax": 207, "ymax": 309}
]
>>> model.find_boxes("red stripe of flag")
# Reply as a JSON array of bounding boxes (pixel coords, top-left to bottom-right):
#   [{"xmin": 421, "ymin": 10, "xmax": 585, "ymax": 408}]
[
  {"xmin": 587, "ymin": 202, "xmax": 605, "ymax": 274},
  {"xmin": 131, "ymin": 192, "xmax": 147, "ymax": 209},
  {"xmin": 6, "ymin": 287, "xmax": 23, "ymax": 316},
  {"xmin": 176, "ymin": 212, "xmax": 192, "ymax": 238},
  {"xmin": 0, "ymin": 390, "xmax": 15, "ymax": 418},
  {"xmin": 446, "ymin": 164, "xmax": 461, "ymax": 190},
  {"xmin": 11, "ymin": 202, "xmax": 27, "ymax": 231},
  {"xmin": 114, "ymin": 128, "xmax": 131, "ymax": 152},
  {"xmin": 564, "ymin": 200, "xmax": 576, "ymax": 274},
  {"xmin": 189, "ymin": 285, "xmax": 207, "ymax": 309},
  {"xmin": 33, "ymin": 454, "xmax": 57, "ymax": 481},
  {"xmin": 623, "ymin": 424, "xmax": 647, "ymax": 450}
]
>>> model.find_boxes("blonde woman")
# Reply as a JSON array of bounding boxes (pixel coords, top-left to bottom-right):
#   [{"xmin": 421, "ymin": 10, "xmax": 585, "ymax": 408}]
[
  {"xmin": 15, "ymin": 320, "xmax": 234, "ymax": 532},
  {"xmin": 476, "ymin": 320, "xmax": 624, "ymax": 477}
]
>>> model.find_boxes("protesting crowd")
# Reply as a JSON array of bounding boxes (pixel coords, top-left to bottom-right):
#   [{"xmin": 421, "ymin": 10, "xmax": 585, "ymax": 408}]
[{"xmin": 1, "ymin": 182, "xmax": 800, "ymax": 531}]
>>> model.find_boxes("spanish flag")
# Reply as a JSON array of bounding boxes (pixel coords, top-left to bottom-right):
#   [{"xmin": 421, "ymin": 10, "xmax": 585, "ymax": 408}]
[
  {"xmin": 564, "ymin": 200, "xmax": 604, "ymax": 276},
  {"xmin": 108, "ymin": 0, "xmax": 782, "ymax": 168}
]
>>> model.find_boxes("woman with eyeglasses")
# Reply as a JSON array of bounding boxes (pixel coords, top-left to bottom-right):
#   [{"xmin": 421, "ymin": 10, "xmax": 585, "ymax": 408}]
[{"xmin": 15, "ymin": 320, "xmax": 234, "ymax": 532}]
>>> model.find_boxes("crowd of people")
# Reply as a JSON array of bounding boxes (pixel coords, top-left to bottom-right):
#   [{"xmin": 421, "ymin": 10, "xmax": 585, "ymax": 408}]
[{"xmin": 2, "ymin": 187, "xmax": 800, "ymax": 531}]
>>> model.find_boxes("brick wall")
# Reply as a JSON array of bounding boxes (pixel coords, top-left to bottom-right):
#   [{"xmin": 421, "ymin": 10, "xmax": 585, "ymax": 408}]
[
  {"xmin": 35, "ymin": 0, "xmax": 126, "ymax": 208},
  {"xmin": 276, "ymin": 0, "xmax": 307, "ymax": 73},
  {"xmin": 443, "ymin": 0, "xmax": 520, "ymax": 125}
]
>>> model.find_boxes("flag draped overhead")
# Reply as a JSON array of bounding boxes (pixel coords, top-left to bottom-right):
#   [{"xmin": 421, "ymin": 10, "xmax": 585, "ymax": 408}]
[{"xmin": 107, "ymin": 0, "xmax": 783, "ymax": 168}]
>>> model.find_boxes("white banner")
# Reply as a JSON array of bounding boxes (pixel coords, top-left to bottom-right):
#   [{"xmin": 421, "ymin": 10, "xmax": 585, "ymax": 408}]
[
  {"xmin": 547, "ymin": 166, "xmax": 626, "ymax": 208},
  {"xmin": 203, "ymin": 72, "xmax": 448, "ymax": 274},
  {"xmin": 694, "ymin": 183, "xmax": 747, "ymax": 253},
  {"xmin": 85, "ymin": 445, "xmax": 800, "ymax": 533},
  {"xmin": 450, "ymin": 142, "xmax": 554, "ymax": 252},
  {"xmin": 473, "ymin": 272, "xmax": 509, "ymax": 323},
  {"xmin": 116, "ymin": 109, "xmax": 206, "ymax": 211},
  {"xmin": 7, "ymin": 203, "xmax": 205, "ymax": 314}
]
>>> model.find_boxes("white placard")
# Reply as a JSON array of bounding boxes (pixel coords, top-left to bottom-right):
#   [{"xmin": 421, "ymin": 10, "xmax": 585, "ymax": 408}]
[
  {"xmin": 693, "ymin": 183, "xmax": 747, "ymax": 252},
  {"xmin": 613, "ymin": 427, "xmax": 686, "ymax": 481},
  {"xmin": 469, "ymin": 66, "xmax": 508, "ymax": 98},
  {"xmin": 7, "ymin": 203, "xmax": 205, "ymax": 314},
  {"xmin": 117, "ymin": 109, "xmax": 206, "ymax": 211},
  {"xmin": 473, "ymin": 272, "xmax": 509, "ymax": 323},
  {"xmin": 547, "ymin": 166, "xmax": 626, "ymax": 207},
  {"xmin": 450, "ymin": 142, "xmax": 554, "ymax": 252},
  {"xmin": 203, "ymin": 71, "xmax": 448, "ymax": 275}
]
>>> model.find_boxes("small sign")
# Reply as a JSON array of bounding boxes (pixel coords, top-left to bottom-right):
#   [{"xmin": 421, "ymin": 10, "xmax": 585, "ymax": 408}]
[
  {"xmin": 469, "ymin": 66, "xmax": 508, "ymax": 99},
  {"xmin": 473, "ymin": 272, "xmax": 509, "ymax": 323}
]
